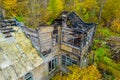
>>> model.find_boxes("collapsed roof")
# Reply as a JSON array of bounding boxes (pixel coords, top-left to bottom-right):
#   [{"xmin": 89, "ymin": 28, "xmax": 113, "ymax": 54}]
[
  {"xmin": 22, "ymin": 12, "xmax": 97, "ymax": 56},
  {"xmin": 53, "ymin": 12, "xmax": 96, "ymax": 33}
]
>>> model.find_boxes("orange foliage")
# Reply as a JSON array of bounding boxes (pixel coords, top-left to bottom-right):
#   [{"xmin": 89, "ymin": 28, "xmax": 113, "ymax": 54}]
[
  {"xmin": 111, "ymin": 19, "xmax": 120, "ymax": 33},
  {"xmin": 3, "ymin": 0, "xmax": 17, "ymax": 16}
]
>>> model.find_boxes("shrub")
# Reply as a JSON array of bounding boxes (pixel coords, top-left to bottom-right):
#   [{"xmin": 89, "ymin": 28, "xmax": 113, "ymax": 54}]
[{"xmin": 111, "ymin": 18, "xmax": 120, "ymax": 33}]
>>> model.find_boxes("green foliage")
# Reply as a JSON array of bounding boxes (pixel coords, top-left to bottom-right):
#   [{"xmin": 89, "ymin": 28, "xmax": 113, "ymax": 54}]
[
  {"xmin": 99, "ymin": 28, "xmax": 112, "ymax": 37},
  {"xmin": 95, "ymin": 27, "xmax": 112, "ymax": 39},
  {"xmin": 92, "ymin": 38, "xmax": 112, "ymax": 65},
  {"xmin": 102, "ymin": 0, "xmax": 120, "ymax": 22},
  {"xmin": 79, "ymin": 0, "xmax": 99, "ymax": 22},
  {"xmin": 101, "ymin": 0, "xmax": 120, "ymax": 33},
  {"xmin": 15, "ymin": 16, "xmax": 24, "ymax": 22},
  {"xmin": 95, "ymin": 47, "xmax": 107, "ymax": 62},
  {"xmin": 91, "ymin": 29, "xmax": 120, "ymax": 80},
  {"xmin": 47, "ymin": 0, "xmax": 63, "ymax": 25},
  {"xmin": 103, "ymin": 57, "xmax": 112, "ymax": 65},
  {"xmin": 48, "ymin": 0, "xmax": 63, "ymax": 13}
]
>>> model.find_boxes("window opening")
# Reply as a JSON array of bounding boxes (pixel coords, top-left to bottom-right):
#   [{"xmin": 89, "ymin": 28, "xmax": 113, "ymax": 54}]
[
  {"xmin": 52, "ymin": 27, "xmax": 58, "ymax": 46},
  {"xmin": 62, "ymin": 55, "xmax": 78, "ymax": 67},
  {"xmin": 48, "ymin": 57, "xmax": 58, "ymax": 72},
  {"xmin": 24, "ymin": 72, "xmax": 33, "ymax": 80}
]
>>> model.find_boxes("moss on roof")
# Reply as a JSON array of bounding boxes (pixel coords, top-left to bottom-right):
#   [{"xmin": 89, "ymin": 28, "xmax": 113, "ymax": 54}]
[{"xmin": 0, "ymin": 27, "xmax": 43, "ymax": 80}]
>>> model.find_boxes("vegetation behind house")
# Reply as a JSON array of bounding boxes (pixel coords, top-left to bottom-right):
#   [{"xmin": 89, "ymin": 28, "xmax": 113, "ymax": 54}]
[{"xmin": 0, "ymin": 0, "xmax": 120, "ymax": 80}]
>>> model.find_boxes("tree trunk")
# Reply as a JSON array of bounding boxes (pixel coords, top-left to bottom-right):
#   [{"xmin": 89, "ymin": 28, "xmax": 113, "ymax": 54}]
[{"xmin": 98, "ymin": 0, "xmax": 106, "ymax": 23}]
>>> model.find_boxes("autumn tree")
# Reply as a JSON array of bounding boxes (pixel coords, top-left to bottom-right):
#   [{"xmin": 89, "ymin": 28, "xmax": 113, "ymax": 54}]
[
  {"xmin": 79, "ymin": 0, "xmax": 99, "ymax": 22},
  {"xmin": 20, "ymin": 0, "xmax": 47, "ymax": 28},
  {"xmin": 102, "ymin": 0, "xmax": 120, "ymax": 25},
  {"xmin": 98, "ymin": 0, "xmax": 106, "ymax": 23},
  {"xmin": 46, "ymin": 0, "xmax": 63, "ymax": 24},
  {"xmin": 63, "ymin": 0, "xmax": 80, "ymax": 12},
  {"xmin": 0, "ymin": 0, "xmax": 3, "ymax": 14},
  {"xmin": 111, "ymin": 19, "xmax": 120, "ymax": 33},
  {"xmin": 1, "ymin": 0, "xmax": 120, "ymax": 32},
  {"xmin": 17, "ymin": 0, "xmax": 28, "ymax": 16},
  {"xmin": 3, "ymin": 0, "xmax": 17, "ymax": 17},
  {"xmin": 52, "ymin": 65, "xmax": 101, "ymax": 80},
  {"xmin": 48, "ymin": 0, "xmax": 63, "ymax": 15},
  {"xmin": 101, "ymin": 0, "xmax": 120, "ymax": 33}
]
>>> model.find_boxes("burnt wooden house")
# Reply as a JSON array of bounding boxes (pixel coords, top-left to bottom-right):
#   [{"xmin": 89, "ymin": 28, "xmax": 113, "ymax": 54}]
[
  {"xmin": 22, "ymin": 11, "xmax": 97, "ymax": 79},
  {"xmin": 59, "ymin": 12, "xmax": 96, "ymax": 67},
  {"xmin": 0, "ymin": 12, "xmax": 97, "ymax": 80}
]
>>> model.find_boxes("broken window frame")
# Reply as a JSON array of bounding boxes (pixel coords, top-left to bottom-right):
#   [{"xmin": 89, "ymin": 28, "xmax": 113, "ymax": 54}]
[
  {"xmin": 52, "ymin": 28, "xmax": 58, "ymax": 46},
  {"xmin": 24, "ymin": 72, "xmax": 34, "ymax": 80},
  {"xmin": 61, "ymin": 29, "xmax": 84, "ymax": 50},
  {"xmin": 61, "ymin": 55, "xmax": 78, "ymax": 67},
  {"xmin": 48, "ymin": 57, "xmax": 58, "ymax": 73}
]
